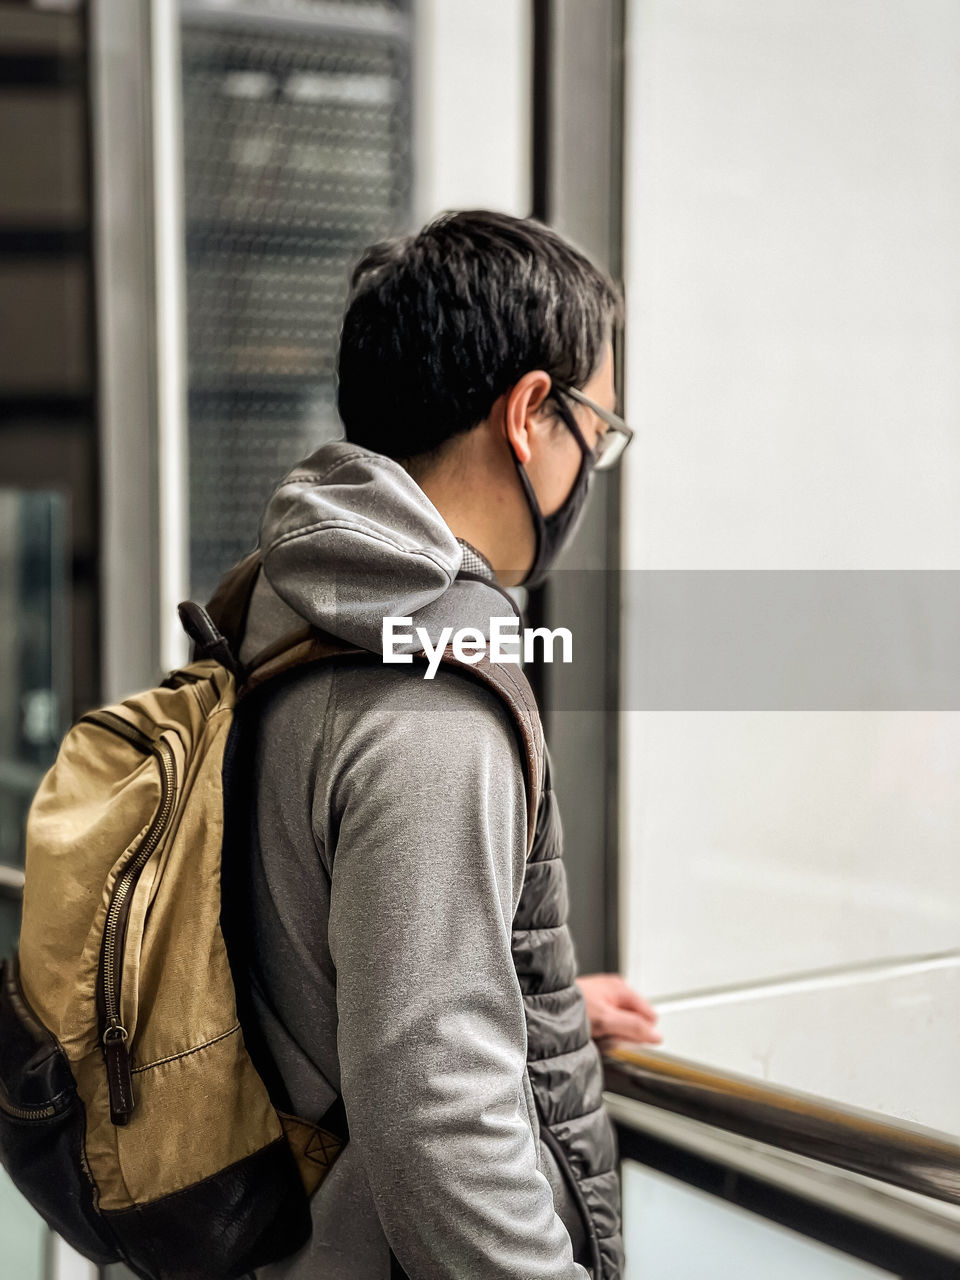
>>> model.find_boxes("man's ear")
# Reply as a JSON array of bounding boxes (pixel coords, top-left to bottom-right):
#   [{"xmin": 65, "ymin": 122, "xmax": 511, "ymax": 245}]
[{"xmin": 503, "ymin": 370, "xmax": 553, "ymax": 466}]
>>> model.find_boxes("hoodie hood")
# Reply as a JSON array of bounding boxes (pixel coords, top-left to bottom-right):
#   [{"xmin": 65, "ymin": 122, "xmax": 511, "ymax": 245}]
[{"xmin": 236, "ymin": 440, "xmax": 516, "ymax": 667}]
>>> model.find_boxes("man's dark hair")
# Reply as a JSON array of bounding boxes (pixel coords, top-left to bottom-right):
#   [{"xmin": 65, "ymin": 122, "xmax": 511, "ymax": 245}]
[{"xmin": 336, "ymin": 210, "xmax": 622, "ymax": 461}]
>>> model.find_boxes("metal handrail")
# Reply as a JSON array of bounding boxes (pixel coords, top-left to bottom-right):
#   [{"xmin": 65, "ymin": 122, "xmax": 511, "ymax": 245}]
[{"xmin": 603, "ymin": 1046, "xmax": 960, "ymax": 1208}]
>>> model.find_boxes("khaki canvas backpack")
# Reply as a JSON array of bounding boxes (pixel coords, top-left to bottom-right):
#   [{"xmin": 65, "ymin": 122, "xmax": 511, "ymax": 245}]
[{"xmin": 0, "ymin": 556, "xmax": 544, "ymax": 1280}]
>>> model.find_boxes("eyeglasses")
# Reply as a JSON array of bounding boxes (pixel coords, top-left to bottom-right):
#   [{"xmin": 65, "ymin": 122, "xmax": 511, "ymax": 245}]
[{"xmin": 551, "ymin": 383, "xmax": 635, "ymax": 471}]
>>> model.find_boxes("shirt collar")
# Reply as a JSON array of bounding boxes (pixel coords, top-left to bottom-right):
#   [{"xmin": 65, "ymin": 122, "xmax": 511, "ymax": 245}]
[{"xmin": 456, "ymin": 537, "xmax": 496, "ymax": 582}]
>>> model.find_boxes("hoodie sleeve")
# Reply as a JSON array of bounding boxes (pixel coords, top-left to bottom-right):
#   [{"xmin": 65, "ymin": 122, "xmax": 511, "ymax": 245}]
[{"xmin": 320, "ymin": 665, "xmax": 590, "ymax": 1280}]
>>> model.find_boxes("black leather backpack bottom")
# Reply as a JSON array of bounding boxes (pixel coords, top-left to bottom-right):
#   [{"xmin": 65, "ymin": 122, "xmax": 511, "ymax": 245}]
[
  {"xmin": 0, "ymin": 955, "xmax": 312, "ymax": 1280},
  {"xmin": 0, "ymin": 955, "xmax": 119, "ymax": 1264},
  {"xmin": 102, "ymin": 1139, "xmax": 311, "ymax": 1280}
]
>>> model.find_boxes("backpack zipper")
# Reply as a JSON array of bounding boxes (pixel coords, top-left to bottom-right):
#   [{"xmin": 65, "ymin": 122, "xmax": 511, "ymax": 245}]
[
  {"xmin": 0, "ymin": 1091, "xmax": 58, "ymax": 1122},
  {"xmin": 80, "ymin": 709, "xmax": 179, "ymax": 1125},
  {"xmin": 0, "ymin": 959, "xmax": 73, "ymax": 1122}
]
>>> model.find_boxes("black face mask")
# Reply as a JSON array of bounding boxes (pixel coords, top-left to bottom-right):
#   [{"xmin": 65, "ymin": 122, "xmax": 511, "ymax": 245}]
[{"xmin": 510, "ymin": 396, "xmax": 596, "ymax": 590}]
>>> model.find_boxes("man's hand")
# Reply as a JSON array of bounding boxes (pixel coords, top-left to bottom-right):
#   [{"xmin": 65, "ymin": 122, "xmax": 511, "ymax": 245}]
[{"xmin": 575, "ymin": 973, "xmax": 663, "ymax": 1049}]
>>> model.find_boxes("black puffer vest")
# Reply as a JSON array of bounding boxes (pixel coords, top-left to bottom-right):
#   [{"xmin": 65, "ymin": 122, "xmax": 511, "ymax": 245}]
[{"xmin": 516, "ymin": 747, "xmax": 623, "ymax": 1279}]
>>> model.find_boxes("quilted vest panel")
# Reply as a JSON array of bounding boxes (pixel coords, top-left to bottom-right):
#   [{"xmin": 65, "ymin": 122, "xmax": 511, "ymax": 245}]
[{"xmin": 515, "ymin": 750, "xmax": 624, "ymax": 1280}]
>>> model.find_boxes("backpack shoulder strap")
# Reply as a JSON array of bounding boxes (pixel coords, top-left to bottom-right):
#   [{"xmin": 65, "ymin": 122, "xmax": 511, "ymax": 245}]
[
  {"xmin": 185, "ymin": 550, "xmax": 545, "ymax": 853},
  {"xmin": 237, "ymin": 639, "xmax": 545, "ymax": 854},
  {"xmin": 204, "ymin": 550, "xmax": 262, "ymax": 657},
  {"xmin": 436, "ymin": 651, "xmax": 545, "ymax": 855},
  {"xmin": 239, "ymin": 630, "xmax": 367, "ymax": 696}
]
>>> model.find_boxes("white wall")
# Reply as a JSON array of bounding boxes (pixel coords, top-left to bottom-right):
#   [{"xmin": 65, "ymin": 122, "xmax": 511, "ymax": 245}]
[
  {"xmin": 621, "ymin": 0, "xmax": 960, "ymax": 1130},
  {"xmin": 622, "ymin": 0, "xmax": 960, "ymax": 572},
  {"xmin": 413, "ymin": 0, "xmax": 531, "ymax": 223}
]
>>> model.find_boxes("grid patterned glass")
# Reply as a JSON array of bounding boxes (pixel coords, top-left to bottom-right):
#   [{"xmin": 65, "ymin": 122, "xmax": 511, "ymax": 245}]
[{"xmin": 180, "ymin": 0, "xmax": 413, "ymax": 601}]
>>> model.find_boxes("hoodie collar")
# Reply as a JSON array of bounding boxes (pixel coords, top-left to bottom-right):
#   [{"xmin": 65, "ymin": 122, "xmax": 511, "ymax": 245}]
[{"xmin": 231, "ymin": 441, "xmax": 516, "ymax": 667}]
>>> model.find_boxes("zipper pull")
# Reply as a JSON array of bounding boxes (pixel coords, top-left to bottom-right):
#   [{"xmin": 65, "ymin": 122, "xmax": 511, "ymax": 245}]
[{"xmin": 103, "ymin": 1023, "xmax": 135, "ymax": 1126}]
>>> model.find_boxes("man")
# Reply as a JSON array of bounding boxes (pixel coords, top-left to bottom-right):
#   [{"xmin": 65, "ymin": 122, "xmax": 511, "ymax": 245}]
[{"xmin": 225, "ymin": 211, "xmax": 660, "ymax": 1279}]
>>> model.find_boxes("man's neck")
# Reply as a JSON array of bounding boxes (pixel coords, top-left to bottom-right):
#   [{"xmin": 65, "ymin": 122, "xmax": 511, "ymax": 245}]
[
  {"xmin": 411, "ymin": 421, "xmax": 533, "ymax": 588},
  {"xmin": 418, "ymin": 487, "xmax": 514, "ymax": 586}
]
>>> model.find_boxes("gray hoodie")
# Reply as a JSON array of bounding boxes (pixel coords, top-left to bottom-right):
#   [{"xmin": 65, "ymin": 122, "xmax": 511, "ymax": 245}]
[{"xmin": 234, "ymin": 441, "xmax": 591, "ymax": 1279}]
